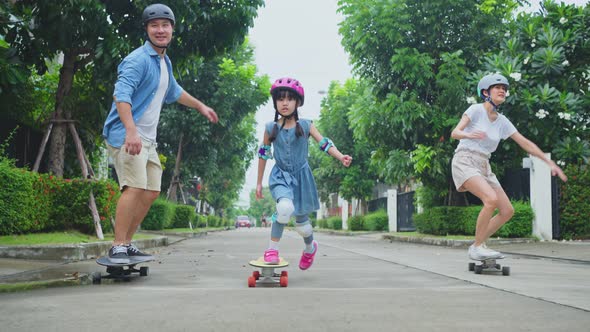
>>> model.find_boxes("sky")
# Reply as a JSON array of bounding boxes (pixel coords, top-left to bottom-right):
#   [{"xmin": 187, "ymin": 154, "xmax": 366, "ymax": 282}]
[{"xmin": 236, "ymin": 0, "xmax": 589, "ymax": 208}]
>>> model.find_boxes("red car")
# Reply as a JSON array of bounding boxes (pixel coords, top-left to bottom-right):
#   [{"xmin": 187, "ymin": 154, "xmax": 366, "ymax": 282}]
[{"xmin": 235, "ymin": 216, "xmax": 251, "ymax": 228}]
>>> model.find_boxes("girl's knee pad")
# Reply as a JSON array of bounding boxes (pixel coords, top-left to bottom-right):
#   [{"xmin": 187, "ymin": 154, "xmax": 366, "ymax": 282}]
[
  {"xmin": 295, "ymin": 222, "xmax": 313, "ymax": 238},
  {"xmin": 276, "ymin": 198, "xmax": 294, "ymax": 224}
]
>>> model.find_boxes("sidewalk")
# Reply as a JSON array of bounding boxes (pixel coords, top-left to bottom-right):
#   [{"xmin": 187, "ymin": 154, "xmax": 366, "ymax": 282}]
[
  {"xmin": 0, "ymin": 233, "xmax": 189, "ymax": 290},
  {"xmin": 383, "ymin": 233, "xmax": 590, "ymax": 262},
  {"xmin": 1, "ymin": 231, "xmax": 588, "ymax": 292}
]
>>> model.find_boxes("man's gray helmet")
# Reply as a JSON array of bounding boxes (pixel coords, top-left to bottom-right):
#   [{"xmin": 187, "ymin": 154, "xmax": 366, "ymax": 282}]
[
  {"xmin": 477, "ymin": 74, "xmax": 509, "ymax": 98},
  {"xmin": 142, "ymin": 4, "xmax": 175, "ymax": 26}
]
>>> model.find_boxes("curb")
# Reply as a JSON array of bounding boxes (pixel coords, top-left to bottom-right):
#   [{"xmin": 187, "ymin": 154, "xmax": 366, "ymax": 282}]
[
  {"xmin": 0, "ymin": 274, "xmax": 92, "ymax": 293},
  {"xmin": 0, "ymin": 236, "xmax": 169, "ymax": 261},
  {"xmin": 140, "ymin": 230, "xmax": 208, "ymax": 239},
  {"xmin": 382, "ymin": 234, "xmax": 536, "ymax": 248}
]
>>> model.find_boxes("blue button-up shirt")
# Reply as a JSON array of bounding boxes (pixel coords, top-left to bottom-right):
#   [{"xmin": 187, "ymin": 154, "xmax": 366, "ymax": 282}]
[{"xmin": 102, "ymin": 41, "xmax": 184, "ymax": 148}]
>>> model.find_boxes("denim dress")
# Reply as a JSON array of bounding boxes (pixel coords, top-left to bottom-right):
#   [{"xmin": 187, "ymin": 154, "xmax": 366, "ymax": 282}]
[{"xmin": 266, "ymin": 119, "xmax": 320, "ymax": 216}]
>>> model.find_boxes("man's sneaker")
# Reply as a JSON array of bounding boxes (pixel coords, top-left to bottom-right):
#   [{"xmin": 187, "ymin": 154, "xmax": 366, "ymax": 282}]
[
  {"xmin": 126, "ymin": 244, "xmax": 154, "ymax": 259},
  {"xmin": 299, "ymin": 241, "xmax": 318, "ymax": 270},
  {"xmin": 108, "ymin": 245, "xmax": 130, "ymax": 264},
  {"xmin": 264, "ymin": 249, "xmax": 280, "ymax": 264}
]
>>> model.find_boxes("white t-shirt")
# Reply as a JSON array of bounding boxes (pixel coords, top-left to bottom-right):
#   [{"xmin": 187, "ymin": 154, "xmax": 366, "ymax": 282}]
[
  {"xmin": 455, "ymin": 104, "xmax": 517, "ymax": 157},
  {"xmin": 136, "ymin": 56, "xmax": 169, "ymax": 143}
]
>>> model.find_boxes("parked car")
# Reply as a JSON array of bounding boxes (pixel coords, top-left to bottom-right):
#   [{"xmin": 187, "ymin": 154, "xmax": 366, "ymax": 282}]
[{"xmin": 235, "ymin": 215, "xmax": 251, "ymax": 228}]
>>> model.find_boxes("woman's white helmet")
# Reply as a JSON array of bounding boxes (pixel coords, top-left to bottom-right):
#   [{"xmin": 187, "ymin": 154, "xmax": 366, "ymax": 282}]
[{"xmin": 477, "ymin": 74, "xmax": 509, "ymax": 98}]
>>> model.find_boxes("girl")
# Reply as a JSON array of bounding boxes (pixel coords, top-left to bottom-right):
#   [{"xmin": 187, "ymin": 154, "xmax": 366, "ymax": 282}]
[
  {"xmin": 451, "ymin": 73, "xmax": 567, "ymax": 260},
  {"xmin": 256, "ymin": 77, "xmax": 352, "ymax": 270}
]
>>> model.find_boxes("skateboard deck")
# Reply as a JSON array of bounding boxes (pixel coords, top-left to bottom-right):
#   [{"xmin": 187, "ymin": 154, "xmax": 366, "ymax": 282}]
[
  {"xmin": 468, "ymin": 256, "xmax": 510, "ymax": 276},
  {"xmin": 93, "ymin": 256, "xmax": 154, "ymax": 284},
  {"xmin": 248, "ymin": 257, "xmax": 289, "ymax": 287}
]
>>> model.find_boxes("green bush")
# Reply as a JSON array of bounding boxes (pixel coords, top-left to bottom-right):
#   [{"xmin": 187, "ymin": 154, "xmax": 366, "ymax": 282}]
[
  {"xmin": 143, "ymin": 199, "xmax": 173, "ymax": 230},
  {"xmin": 0, "ymin": 157, "xmax": 119, "ymax": 236},
  {"xmin": 317, "ymin": 218, "xmax": 328, "ymax": 229},
  {"xmin": 169, "ymin": 205, "xmax": 196, "ymax": 228},
  {"xmin": 348, "ymin": 216, "xmax": 364, "ymax": 231},
  {"xmin": 560, "ymin": 164, "xmax": 590, "ymax": 239},
  {"xmin": 363, "ymin": 210, "xmax": 389, "ymax": 231},
  {"xmin": 414, "ymin": 202, "xmax": 533, "ymax": 237},
  {"xmin": 207, "ymin": 215, "xmax": 221, "ymax": 227},
  {"xmin": 195, "ymin": 215, "xmax": 207, "ymax": 227},
  {"xmin": 493, "ymin": 201, "xmax": 533, "ymax": 238},
  {"xmin": 327, "ymin": 217, "xmax": 342, "ymax": 230},
  {"xmin": 0, "ymin": 159, "xmax": 48, "ymax": 234}
]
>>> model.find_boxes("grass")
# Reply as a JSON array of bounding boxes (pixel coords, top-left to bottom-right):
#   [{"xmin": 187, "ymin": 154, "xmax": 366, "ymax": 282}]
[
  {"xmin": 0, "ymin": 231, "xmax": 156, "ymax": 246},
  {"xmin": 0, "ymin": 278, "xmax": 85, "ymax": 293},
  {"xmin": 159, "ymin": 227, "xmax": 228, "ymax": 233}
]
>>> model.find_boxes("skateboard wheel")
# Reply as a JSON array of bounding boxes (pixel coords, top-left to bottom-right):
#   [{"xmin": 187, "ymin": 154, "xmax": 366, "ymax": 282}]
[
  {"xmin": 468, "ymin": 263, "xmax": 475, "ymax": 271},
  {"xmin": 252, "ymin": 271, "xmax": 260, "ymax": 280},
  {"xmin": 495, "ymin": 264, "xmax": 501, "ymax": 270},
  {"xmin": 248, "ymin": 276, "xmax": 256, "ymax": 287},
  {"xmin": 502, "ymin": 266, "xmax": 510, "ymax": 276},
  {"xmin": 281, "ymin": 271, "xmax": 288, "ymax": 277},
  {"xmin": 92, "ymin": 272, "xmax": 102, "ymax": 284},
  {"xmin": 140, "ymin": 266, "xmax": 149, "ymax": 276},
  {"xmin": 279, "ymin": 275, "xmax": 288, "ymax": 287},
  {"xmin": 474, "ymin": 265, "xmax": 483, "ymax": 274}
]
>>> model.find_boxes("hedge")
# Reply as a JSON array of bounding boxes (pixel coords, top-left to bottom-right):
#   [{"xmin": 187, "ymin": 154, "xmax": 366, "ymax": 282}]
[
  {"xmin": 363, "ymin": 210, "xmax": 388, "ymax": 231},
  {"xmin": 0, "ymin": 157, "xmax": 119, "ymax": 236},
  {"xmin": 413, "ymin": 201, "xmax": 533, "ymax": 237},
  {"xmin": 560, "ymin": 164, "xmax": 590, "ymax": 239},
  {"xmin": 142, "ymin": 199, "xmax": 174, "ymax": 230},
  {"xmin": 169, "ymin": 204, "xmax": 196, "ymax": 229}
]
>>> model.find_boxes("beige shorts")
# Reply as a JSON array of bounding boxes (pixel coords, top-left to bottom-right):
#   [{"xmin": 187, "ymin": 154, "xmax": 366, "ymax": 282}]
[
  {"xmin": 451, "ymin": 149, "xmax": 501, "ymax": 192},
  {"xmin": 106, "ymin": 140, "xmax": 162, "ymax": 191}
]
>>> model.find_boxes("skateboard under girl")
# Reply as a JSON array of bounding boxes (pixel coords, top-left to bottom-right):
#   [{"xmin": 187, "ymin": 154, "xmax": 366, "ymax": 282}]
[{"xmin": 248, "ymin": 257, "xmax": 289, "ymax": 287}]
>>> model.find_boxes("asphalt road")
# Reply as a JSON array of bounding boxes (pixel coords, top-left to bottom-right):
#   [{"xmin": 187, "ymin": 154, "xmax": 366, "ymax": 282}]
[{"xmin": 1, "ymin": 228, "xmax": 589, "ymax": 332}]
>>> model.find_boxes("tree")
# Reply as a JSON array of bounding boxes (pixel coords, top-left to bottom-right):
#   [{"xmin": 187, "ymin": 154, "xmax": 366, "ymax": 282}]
[
  {"xmin": 311, "ymin": 79, "xmax": 376, "ymax": 203},
  {"xmin": 338, "ymin": 0, "xmax": 522, "ymax": 204},
  {"xmin": 158, "ymin": 40, "xmax": 270, "ymax": 211},
  {"xmin": 248, "ymin": 186, "xmax": 275, "ymax": 223},
  {"xmin": 4, "ymin": 0, "xmax": 264, "ymax": 176},
  {"xmin": 476, "ymin": 0, "xmax": 590, "ymax": 173}
]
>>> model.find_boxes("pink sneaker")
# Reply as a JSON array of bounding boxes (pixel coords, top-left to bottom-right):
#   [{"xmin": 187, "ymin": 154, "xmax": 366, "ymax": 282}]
[
  {"xmin": 299, "ymin": 241, "xmax": 318, "ymax": 270},
  {"xmin": 264, "ymin": 249, "xmax": 280, "ymax": 264}
]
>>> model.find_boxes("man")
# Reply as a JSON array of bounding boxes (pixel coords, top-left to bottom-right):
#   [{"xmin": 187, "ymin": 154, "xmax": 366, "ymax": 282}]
[{"xmin": 102, "ymin": 3, "xmax": 218, "ymax": 263}]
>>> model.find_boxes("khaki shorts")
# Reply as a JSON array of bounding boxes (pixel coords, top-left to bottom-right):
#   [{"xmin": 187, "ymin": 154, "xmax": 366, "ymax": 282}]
[
  {"xmin": 106, "ymin": 140, "xmax": 162, "ymax": 191},
  {"xmin": 451, "ymin": 149, "xmax": 501, "ymax": 192}
]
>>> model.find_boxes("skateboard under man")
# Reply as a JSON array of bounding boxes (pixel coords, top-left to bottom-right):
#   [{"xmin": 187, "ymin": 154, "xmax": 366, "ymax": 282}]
[
  {"xmin": 468, "ymin": 256, "xmax": 510, "ymax": 276},
  {"xmin": 248, "ymin": 257, "xmax": 289, "ymax": 287},
  {"xmin": 93, "ymin": 256, "xmax": 153, "ymax": 284}
]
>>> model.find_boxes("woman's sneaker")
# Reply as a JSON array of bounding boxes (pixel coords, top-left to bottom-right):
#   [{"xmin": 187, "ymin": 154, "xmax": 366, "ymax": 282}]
[
  {"xmin": 108, "ymin": 245, "xmax": 130, "ymax": 264},
  {"xmin": 299, "ymin": 241, "xmax": 318, "ymax": 270},
  {"xmin": 481, "ymin": 243, "xmax": 503, "ymax": 258},
  {"xmin": 126, "ymin": 244, "xmax": 154, "ymax": 260},
  {"xmin": 264, "ymin": 249, "xmax": 280, "ymax": 264}
]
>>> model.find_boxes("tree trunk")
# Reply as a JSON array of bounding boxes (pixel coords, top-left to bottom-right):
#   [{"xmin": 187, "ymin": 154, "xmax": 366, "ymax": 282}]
[
  {"xmin": 48, "ymin": 51, "xmax": 76, "ymax": 176},
  {"xmin": 167, "ymin": 133, "xmax": 184, "ymax": 203}
]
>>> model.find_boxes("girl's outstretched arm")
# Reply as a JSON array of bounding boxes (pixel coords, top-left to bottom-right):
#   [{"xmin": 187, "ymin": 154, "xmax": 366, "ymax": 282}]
[
  {"xmin": 309, "ymin": 123, "xmax": 352, "ymax": 167},
  {"xmin": 511, "ymin": 132, "xmax": 567, "ymax": 182},
  {"xmin": 256, "ymin": 130, "xmax": 271, "ymax": 199}
]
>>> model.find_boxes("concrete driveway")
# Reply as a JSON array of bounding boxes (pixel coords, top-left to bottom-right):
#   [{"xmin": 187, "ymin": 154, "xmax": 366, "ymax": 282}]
[{"xmin": 1, "ymin": 228, "xmax": 589, "ymax": 332}]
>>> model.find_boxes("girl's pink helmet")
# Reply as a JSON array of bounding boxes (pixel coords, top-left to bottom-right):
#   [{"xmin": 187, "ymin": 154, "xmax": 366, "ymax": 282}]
[{"xmin": 270, "ymin": 77, "xmax": 305, "ymax": 106}]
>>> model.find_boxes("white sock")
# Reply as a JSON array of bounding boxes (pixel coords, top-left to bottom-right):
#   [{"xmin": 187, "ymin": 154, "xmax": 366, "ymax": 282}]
[
  {"xmin": 268, "ymin": 240, "xmax": 279, "ymax": 250},
  {"xmin": 304, "ymin": 242, "xmax": 314, "ymax": 253}
]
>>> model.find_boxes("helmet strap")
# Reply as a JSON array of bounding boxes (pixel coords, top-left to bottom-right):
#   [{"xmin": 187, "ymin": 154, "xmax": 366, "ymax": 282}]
[{"xmin": 484, "ymin": 89, "xmax": 498, "ymax": 111}]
